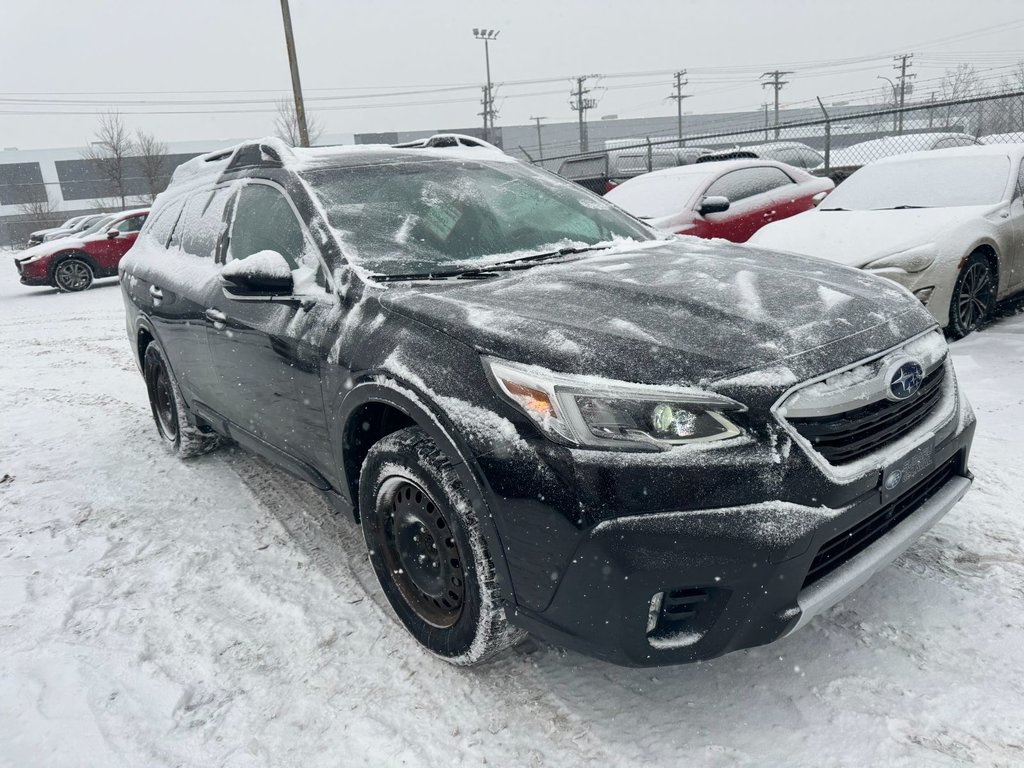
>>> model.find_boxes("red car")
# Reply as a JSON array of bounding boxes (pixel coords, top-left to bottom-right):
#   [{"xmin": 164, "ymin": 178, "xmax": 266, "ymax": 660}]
[
  {"xmin": 14, "ymin": 208, "xmax": 149, "ymax": 292},
  {"xmin": 604, "ymin": 160, "xmax": 833, "ymax": 243}
]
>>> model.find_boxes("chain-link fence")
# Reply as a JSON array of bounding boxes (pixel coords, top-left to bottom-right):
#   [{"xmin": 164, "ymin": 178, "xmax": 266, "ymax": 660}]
[{"xmin": 534, "ymin": 90, "xmax": 1024, "ymax": 192}]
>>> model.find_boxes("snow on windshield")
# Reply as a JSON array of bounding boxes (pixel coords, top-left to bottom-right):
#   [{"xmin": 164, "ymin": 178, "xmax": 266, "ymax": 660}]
[
  {"xmin": 823, "ymin": 154, "xmax": 1010, "ymax": 210},
  {"xmin": 605, "ymin": 171, "xmax": 709, "ymax": 219},
  {"xmin": 301, "ymin": 159, "xmax": 653, "ymax": 276}
]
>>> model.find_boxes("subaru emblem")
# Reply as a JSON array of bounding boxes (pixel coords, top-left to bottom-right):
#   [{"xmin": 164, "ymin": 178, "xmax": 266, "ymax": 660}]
[
  {"xmin": 886, "ymin": 359, "xmax": 924, "ymax": 401},
  {"xmin": 884, "ymin": 470, "xmax": 904, "ymax": 491}
]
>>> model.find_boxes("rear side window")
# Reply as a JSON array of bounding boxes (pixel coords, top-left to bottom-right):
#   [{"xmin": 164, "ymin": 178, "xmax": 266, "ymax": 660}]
[
  {"xmin": 705, "ymin": 167, "xmax": 794, "ymax": 202},
  {"xmin": 171, "ymin": 187, "xmax": 234, "ymax": 259}
]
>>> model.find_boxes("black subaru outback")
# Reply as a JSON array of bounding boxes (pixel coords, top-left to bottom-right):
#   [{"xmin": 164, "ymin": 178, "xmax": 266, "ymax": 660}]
[{"xmin": 120, "ymin": 138, "xmax": 975, "ymax": 667}]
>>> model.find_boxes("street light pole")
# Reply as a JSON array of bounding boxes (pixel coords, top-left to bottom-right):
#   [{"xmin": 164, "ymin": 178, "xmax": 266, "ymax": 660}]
[
  {"xmin": 878, "ymin": 75, "xmax": 898, "ymax": 132},
  {"xmin": 472, "ymin": 29, "xmax": 500, "ymax": 143},
  {"xmin": 279, "ymin": 0, "xmax": 309, "ymax": 147}
]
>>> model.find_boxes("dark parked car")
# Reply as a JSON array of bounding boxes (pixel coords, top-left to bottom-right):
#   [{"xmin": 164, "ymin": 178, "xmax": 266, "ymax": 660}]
[
  {"xmin": 16, "ymin": 209, "xmax": 148, "ymax": 291},
  {"xmin": 120, "ymin": 139, "xmax": 975, "ymax": 667}
]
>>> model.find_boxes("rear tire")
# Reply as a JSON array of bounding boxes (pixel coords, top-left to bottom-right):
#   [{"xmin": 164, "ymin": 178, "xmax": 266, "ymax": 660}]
[
  {"xmin": 358, "ymin": 426, "xmax": 525, "ymax": 665},
  {"xmin": 947, "ymin": 251, "xmax": 996, "ymax": 339},
  {"xmin": 53, "ymin": 257, "xmax": 93, "ymax": 292},
  {"xmin": 143, "ymin": 342, "xmax": 220, "ymax": 458}
]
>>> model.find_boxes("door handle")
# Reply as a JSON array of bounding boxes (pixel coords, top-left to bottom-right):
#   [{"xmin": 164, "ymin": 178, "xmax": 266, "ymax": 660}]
[
  {"xmin": 148, "ymin": 285, "xmax": 163, "ymax": 300},
  {"xmin": 205, "ymin": 308, "xmax": 227, "ymax": 326}
]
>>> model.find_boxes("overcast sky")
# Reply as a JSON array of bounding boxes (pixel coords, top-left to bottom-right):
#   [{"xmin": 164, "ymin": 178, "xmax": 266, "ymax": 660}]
[{"xmin": 2, "ymin": 0, "xmax": 1023, "ymax": 150}]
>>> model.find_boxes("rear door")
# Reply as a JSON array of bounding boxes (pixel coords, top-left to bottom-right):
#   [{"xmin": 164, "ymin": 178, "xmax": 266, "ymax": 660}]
[
  {"xmin": 205, "ymin": 180, "xmax": 335, "ymax": 475},
  {"xmin": 140, "ymin": 188, "xmax": 233, "ymax": 408}
]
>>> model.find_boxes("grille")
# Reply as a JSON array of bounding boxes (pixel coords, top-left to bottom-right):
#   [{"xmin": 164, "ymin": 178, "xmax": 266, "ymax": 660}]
[
  {"xmin": 788, "ymin": 365, "xmax": 946, "ymax": 465},
  {"xmin": 802, "ymin": 456, "xmax": 960, "ymax": 588}
]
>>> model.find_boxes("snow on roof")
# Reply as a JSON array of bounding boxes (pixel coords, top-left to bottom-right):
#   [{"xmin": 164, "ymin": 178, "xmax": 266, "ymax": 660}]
[{"xmin": 870, "ymin": 142, "xmax": 1024, "ymax": 165}]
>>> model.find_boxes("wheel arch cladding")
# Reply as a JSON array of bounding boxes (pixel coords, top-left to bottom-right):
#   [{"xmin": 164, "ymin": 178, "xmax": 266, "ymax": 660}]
[{"xmin": 334, "ymin": 380, "xmax": 519, "ymax": 607}]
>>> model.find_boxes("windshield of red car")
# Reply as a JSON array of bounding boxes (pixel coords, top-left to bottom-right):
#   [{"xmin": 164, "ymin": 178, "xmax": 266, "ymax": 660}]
[{"xmin": 605, "ymin": 172, "xmax": 710, "ymax": 218}]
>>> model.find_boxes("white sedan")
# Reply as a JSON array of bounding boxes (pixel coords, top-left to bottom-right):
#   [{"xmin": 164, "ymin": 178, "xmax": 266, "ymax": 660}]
[{"xmin": 750, "ymin": 144, "xmax": 1024, "ymax": 338}]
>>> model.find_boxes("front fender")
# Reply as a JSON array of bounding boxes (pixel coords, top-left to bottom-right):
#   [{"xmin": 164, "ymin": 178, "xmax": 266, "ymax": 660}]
[{"xmin": 330, "ymin": 377, "xmax": 519, "ymax": 608}]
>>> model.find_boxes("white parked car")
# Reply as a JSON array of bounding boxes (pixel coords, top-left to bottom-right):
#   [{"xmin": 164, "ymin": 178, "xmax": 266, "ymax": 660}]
[{"xmin": 750, "ymin": 144, "xmax": 1024, "ymax": 338}]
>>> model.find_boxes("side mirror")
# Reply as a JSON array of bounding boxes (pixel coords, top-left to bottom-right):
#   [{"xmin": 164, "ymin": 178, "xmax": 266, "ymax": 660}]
[
  {"xmin": 106, "ymin": 229, "xmax": 121, "ymax": 239},
  {"xmin": 698, "ymin": 195, "xmax": 730, "ymax": 216},
  {"xmin": 812, "ymin": 191, "xmax": 829, "ymax": 206},
  {"xmin": 220, "ymin": 250, "xmax": 293, "ymax": 296}
]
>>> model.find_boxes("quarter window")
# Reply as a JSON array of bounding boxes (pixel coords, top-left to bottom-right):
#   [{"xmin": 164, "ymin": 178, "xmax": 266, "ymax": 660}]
[
  {"xmin": 141, "ymin": 199, "xmax": 184, "ymax": 247},
  {"xmin": 228, "ymin": 184, "xmax": 305, "ymax": 268}
]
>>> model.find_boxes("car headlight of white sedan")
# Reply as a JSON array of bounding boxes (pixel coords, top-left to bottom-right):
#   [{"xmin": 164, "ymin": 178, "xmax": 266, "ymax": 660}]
[{"xmin": 864, "ymin": 243, "xmax": 937, "ymax": 274}]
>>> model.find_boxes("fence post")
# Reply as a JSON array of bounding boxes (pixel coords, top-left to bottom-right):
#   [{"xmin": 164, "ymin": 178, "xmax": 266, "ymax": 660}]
[
  {"xmin": 646, "ymin": 138, "xmax": 653, "ymax": 172},
  {"xmin": 816, "ymin": 97, "xmax": 831, "ymax": 173}
]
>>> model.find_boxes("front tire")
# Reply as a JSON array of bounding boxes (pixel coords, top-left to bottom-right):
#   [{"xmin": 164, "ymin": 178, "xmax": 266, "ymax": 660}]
[
  {"xmin": 947, "ymin": 252, "xmax": 997, "ymax": 339},
  {"xmin": 143, "ymin": 342, "xmax": 220, "ymax": 458},
  {"xmin": 53, "ymin": 257, "xmax": 93, "ymax": 292},
  {"xmin": 359, "ymin": 427, "xmax": 525, "ymax": 665}
]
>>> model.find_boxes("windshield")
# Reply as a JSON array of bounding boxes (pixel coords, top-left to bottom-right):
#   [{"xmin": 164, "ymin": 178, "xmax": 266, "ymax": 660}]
[
  {"xmin": 79, "ymin": 214, "xmax": 116, "ymax": 237},
  {"xmin": 605, "ymin": 172, "xmax": 709, "ymax": 218},
  {"xmin": 302, "ymin": 159, "xmax": 653, "ymax": 276},
  {"xmin": 823, "ymin": 155, "xmax": 1011, "ymax": 210}
]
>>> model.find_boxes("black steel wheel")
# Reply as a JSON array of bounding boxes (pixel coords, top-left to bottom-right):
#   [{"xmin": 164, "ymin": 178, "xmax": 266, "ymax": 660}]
[
  {"xmin": 948, "ymin": 252, "xmax": 996, "ymax": 339},
  {"xmin": 143, "ymin": 342, "xmax": 221, "ymax": 458},
  {"xmin": 53, "ymin": 257, "xmax": 93, "ymax": 292},
  {"xmin": 359, "ymin": 426, "xmax": 526, "ymax": 665},
  {"xmin": 374, "ymin": 478, "xmax": 465, "ymax": 628}
]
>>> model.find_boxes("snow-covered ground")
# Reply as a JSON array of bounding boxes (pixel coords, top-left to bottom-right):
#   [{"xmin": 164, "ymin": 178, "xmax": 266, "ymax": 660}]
[{"xmin": 1, "ymin": 266, "xmax": 1023, "ymax": 767}]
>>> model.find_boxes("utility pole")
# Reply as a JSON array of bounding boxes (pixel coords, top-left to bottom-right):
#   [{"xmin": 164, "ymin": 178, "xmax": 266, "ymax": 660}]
[
  {"xmin": 530, "ymin": 116, "xmax": 546, "ymax": 160},
  {"xmin": 279, "ymin": 0, "xmax": 309, "ymax": 147},
  {"xmin": 669, "ymin": 70, "xmax": 691, "ymax": 146},
  {"xmin": 570, "ymin": 75, "xmax": 599, "ymax": 153},
  {"xmin": 762, "ymin": 103, "xmax": 769, "ymax": 140},
  {"xmin": 761, "ymin": 70, "xmax": 792, "ymax": 140},
  {"xmin": 893, "ymin": 54, "xmax": 915, "ymax": 135},
  {"xmin": 472, "ymin": 29, "xmax": 500, "ymax": 143}
]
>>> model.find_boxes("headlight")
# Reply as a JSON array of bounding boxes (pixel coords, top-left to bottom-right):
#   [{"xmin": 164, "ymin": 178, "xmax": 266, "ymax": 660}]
[
  {"xmin": 865, "ymin": 244, "xmax": 936, "ymax": 274},
  {"xmin": 483, "ymin": 357, "xmax": 744, "ymax": 451}
]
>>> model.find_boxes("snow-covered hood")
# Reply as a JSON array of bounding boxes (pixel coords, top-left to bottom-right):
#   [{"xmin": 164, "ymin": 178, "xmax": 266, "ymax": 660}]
[
  {"xmin": 378, "ymin": 239, "xmax": 933, "ymax": 385},
  {"xmin": 750, "ymin": 206, "xmax": 990, "ymax": 267},
  {"xmin": 16, "ymin": 235, "xmax": 91, "ymax": 260}
]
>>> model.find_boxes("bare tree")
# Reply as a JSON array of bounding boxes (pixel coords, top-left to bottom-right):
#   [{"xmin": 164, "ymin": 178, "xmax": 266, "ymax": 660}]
[
  {"xmin": 83, "ymin": 112, "xmax": 135, "ymax": 209},
  {"xmin": 135, "ymin": 128, "xmax": 171, "ymax": 203},
  {"xmin": 274, "ymin": 98, "xmax": 323, "ymax": 146},
  {"xmin": 17, "ymin": 192, "xmax": 60, "ymax": 227}
]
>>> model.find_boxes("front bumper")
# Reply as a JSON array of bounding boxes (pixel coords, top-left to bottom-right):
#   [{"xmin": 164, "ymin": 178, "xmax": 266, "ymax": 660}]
[
  {"xmin": 15, "ymin": 258, "xmax": 49, "ymax": 286},
  {"xmin": 506, "ymin": 419, "xmax": 974, "ymax": 667}
]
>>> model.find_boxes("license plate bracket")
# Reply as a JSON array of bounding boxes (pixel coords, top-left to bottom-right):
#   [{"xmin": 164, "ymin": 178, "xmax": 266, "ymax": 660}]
[{"xmin": 881, "ymin": 439, "xmax": 936, "ymax": 503}]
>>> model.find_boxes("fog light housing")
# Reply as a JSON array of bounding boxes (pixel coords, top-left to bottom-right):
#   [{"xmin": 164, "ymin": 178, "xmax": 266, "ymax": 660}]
[{"xmin": 913, "ymin": 286, "xmax": 935, "ymax": 305}]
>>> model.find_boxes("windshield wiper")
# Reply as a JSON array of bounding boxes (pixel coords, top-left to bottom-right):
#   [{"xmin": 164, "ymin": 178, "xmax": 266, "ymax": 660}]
[
  {"xmin": 881, "ymin": 205, "xmax": 930, "ymax": 210},
  {"xmin": 370, "ymin": 267, "xmax": 501, "ymax": 282},
  {"xmin": 369, "ymin": 245, "xmax": 611, "ymax": 283},
  {"xmin": 491, "ymin": 244, "xmax": 610, "ymax": 268},
  {"xmin": 818, "ymin": 207, "xmax": 848, "ymax": 211}
]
